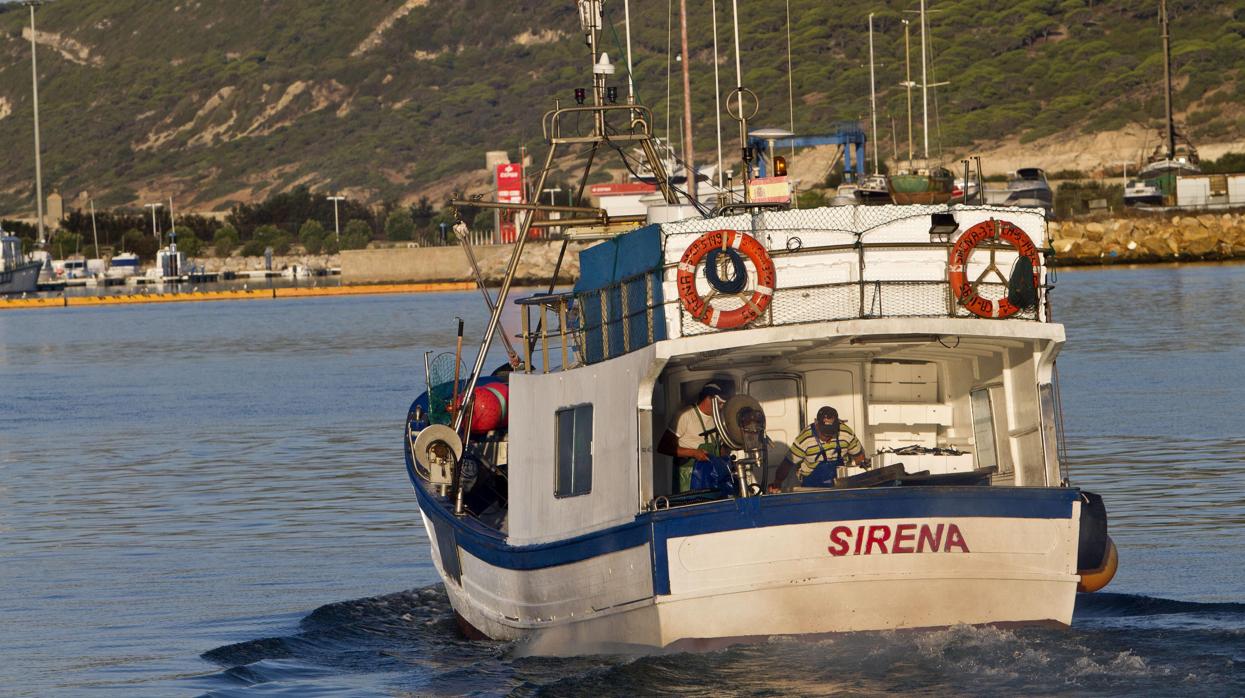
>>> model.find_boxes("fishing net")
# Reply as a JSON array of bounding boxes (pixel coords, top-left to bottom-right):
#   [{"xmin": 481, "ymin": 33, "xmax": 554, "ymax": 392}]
[{"xmin": 426, "ymin": 352, "xmax": 466, "ymax": 425}]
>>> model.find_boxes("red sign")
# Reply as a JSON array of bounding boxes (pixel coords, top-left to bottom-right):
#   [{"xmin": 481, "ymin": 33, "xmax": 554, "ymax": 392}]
[
  {"xmin": 827, "ymin": 522, "xmax": 970, "ymax": 556},
  {"xmin": 495, "ymin": 163, "xmax": 525, "ymax": 242}
]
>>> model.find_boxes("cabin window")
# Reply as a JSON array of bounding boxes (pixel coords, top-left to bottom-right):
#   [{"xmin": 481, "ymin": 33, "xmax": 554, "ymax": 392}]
[
  {"xmin": 555, "ymin": 404, "xmax": 593, "ymax": 497},
  {"xmin": 970, "ymin": 388, "xmax": 998, "ymax": 471}
]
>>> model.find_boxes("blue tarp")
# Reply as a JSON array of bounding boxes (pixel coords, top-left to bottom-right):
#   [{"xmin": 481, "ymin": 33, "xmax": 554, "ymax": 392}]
[
  {"xmin": 574, "ymin": 224, "xmax": 664, "ymax": 293},
  {"xmin": 573, "ymin": 225, "xmax": 667, "ymax": 363}
]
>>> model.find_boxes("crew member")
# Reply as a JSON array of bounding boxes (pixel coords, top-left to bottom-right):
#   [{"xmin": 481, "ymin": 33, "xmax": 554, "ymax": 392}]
[
  {"xmin": 768, "ymin": 406, "xmax": 867, "ymax": 491},
  {"xmin": 658, "ymin": 380, "xmax": 727, "ymax": 493}
]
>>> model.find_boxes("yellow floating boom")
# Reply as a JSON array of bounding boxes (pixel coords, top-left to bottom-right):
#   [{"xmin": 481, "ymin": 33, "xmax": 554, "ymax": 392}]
[{"xmin": 0, "ymin": 282, "xmax": 477, "ymax": 311}]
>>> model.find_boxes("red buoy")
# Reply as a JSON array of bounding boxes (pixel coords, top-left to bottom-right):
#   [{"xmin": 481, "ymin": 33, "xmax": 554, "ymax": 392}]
[{"xmin": 469, "ymin": 383, "xmax": 509, "ymax": 434}]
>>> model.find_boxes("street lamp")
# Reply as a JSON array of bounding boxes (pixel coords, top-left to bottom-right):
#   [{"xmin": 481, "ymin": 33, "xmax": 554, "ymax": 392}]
[
  {"xmin": 145, "ymin": 202, "xmax": 163, "ymax": 245},
  {"xmin": 328, "ymin": 195, "xmax": 345, "ymax": 242},
  {"xmin": 25, "ymin": 1, "xmax": 45, "ymax": 246}
]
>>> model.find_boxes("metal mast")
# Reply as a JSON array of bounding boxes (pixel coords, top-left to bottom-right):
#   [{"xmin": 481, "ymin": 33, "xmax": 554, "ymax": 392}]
[
  {"xmin": 1160, "ymin": 0, "xmax": 1175, "ymax": 160},
  {"xmin": 902, "ymin": 19, "xmax": 913, "ymax": 167},
  {"xmin": 868, "ymin": 12, "xmax": 879, "ymax": 175},
  {"xmin": 919, "ymin": 0, "xmax": 929, "ymax": 160},
  {"xmin": 26, "ymin": 1, "xmax": 46, "ymax": 246},
  {"xmin": 678, "ymin": 0, "xmax": 696, "ymax": 203}
]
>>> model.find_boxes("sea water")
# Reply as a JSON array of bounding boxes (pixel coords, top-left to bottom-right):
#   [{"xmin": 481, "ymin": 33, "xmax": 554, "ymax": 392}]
[{"xmin": 0, "ymin": 266, "xmax": 1242, "ymax": 697}]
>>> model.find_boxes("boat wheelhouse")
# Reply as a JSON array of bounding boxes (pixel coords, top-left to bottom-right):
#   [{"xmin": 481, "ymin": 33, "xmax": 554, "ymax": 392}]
[{"xmin": 0, "ymin": 233, "xmax": 41, "ymax": 295}]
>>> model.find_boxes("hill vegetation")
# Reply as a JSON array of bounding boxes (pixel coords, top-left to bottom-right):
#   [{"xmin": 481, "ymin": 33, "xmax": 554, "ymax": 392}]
[{"xmin": 0, "ymin": 0, "xmax": 1241, "ymax": 218}]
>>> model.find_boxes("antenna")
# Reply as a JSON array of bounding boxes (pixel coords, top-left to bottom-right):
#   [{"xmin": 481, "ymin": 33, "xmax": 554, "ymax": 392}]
[{"xmin": 868, "ymin": 13, "xmax": 879, "ymax": 176}]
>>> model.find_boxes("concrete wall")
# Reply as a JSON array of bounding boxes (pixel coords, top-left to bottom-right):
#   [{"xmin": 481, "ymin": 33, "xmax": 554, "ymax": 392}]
[{"xmin": 340, "ymin": 240, "xmax": 590, "ymax": 284}]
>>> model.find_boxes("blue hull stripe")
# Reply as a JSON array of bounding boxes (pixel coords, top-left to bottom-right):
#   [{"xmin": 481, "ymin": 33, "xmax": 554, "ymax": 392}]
[{"xmin": 410, "ymin": 445, "xmax": 1079, "ymax": 590}]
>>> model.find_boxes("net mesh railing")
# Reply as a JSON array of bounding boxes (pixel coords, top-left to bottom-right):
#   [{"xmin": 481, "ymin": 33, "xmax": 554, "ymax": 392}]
[{"xmin": 553, "ymin": 207, "xmax": 1049, "ymax": 367}]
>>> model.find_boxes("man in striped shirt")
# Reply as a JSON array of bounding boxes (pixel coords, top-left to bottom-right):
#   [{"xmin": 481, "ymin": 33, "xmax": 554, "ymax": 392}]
[{"xmin": 768, "ymin": 406, "xmax": 867, "ymax": 491}]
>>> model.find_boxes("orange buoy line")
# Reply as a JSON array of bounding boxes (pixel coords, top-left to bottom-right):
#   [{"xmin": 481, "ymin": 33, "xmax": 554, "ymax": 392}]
[{"xmin": 0, "ymin": 281, "xmax": 477, "ymax": 311}]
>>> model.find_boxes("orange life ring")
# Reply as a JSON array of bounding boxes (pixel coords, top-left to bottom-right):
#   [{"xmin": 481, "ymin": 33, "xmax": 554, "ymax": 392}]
[
  {"xmin": 676, "ymin": 229, "xmax": 776, "ymax": 329},
  {"xmin": 948, "ymin": 219, "xmax": 1041, "ymax": 319}
]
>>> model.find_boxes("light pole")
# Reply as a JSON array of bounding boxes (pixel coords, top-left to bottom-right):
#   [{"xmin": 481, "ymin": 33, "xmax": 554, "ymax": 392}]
[
  {"xmin": 328, "ymin": 195, "xmax": 345, "ymax": 242},
  {"xmin": 145, "ymin": 202, "xmax": 163, "ymax": 245},
  {"xmin": 25, "ymin": 1, "xmax": 45, "ymax": 246}
]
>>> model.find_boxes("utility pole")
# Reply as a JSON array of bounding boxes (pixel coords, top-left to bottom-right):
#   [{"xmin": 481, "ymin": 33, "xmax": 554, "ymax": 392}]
[
  {"xmin": 145, "ymin": 203, "xmax": 163, "ymax": 245},
  {"xmin": 328, "ymin": 195, "xmax": 345, "ymax": 242},
  {"xmin": 25, "ymin": 1, "xmax": 45, "ymax": 246}
]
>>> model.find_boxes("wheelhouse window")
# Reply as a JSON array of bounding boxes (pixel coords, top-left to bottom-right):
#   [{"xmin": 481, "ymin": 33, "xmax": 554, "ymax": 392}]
[
  {"xmin": 970, "ymin": 388, "xmax": 998, "ymax": 471},
  {"xmin": 555, "ymin": 404, "xmax": 593, "ymax": 497}
]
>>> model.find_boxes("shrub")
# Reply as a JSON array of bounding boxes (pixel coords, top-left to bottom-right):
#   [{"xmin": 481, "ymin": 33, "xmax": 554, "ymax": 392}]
[
  {"xmin": 341, "ymin": 219, "xmax": 372, "ymax": 250},
  {"xmin": 385, "ymin": 208, "xmax": 415, "ymax": 241},
  {"xmin": 213, "ymin": 224, "xmax": 240, "ymax": 257},
  {"xmin": 299, "ymin": 219, "xmax": 325, "ymax": 254}
]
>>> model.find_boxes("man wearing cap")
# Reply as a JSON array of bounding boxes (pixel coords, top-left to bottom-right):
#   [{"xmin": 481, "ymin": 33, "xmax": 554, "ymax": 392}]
[
  {"xmin": 768, "ymin": 406, "xmax": 867, "ymax": 491},
  {"xmin": 658, "ymin": 380, "xmax": 728, "ymax": 493}
]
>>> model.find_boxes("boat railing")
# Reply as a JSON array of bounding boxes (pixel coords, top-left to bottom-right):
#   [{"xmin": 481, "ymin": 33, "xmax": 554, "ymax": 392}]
[{"xmin": 520, "ymin": 225, "xmax": 1048, "ymax": 371}]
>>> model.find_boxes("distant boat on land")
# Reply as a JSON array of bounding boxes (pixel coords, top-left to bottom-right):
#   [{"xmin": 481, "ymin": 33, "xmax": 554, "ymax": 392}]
[
  {"xmin": 857, "ymin": 173, "xmax": 892, "ymax": 204},
  {"xmin": 0, "ymin": 232, "xmax": 41, "ymax": 295},
  {"xmin": 889, "ymin": 166, "xmax": 955, "ymax": 204},
  {"xmin": 105, "ymin": 252, "xmax": 141, "ymax": 280},
  {"xmin": 984, "ymin": 168, "xmax": 1053, "ymax": 212}
]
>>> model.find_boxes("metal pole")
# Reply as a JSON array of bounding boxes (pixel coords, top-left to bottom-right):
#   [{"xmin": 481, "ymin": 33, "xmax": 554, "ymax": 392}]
[
  {"xmin": 27, "ymin": 2, "xmax": 45, "ymax": 246},
  {"xmin": 869, "ymin": 13, "xmax": 879, "ymax": 175},
  {"xmin": 711, "ymin": 0, "xmax": 724, "ymax": 190},
  {"xmin": 146, "ymin": 203, "xmax": 162, "ymax": 245},
  {"xmin": 89, "ymin": 199, "xmax": 100, "ymax": 263},
  {"xmin": 624, "ymin": 0, "xmax": 635, "ymax": 101},
  {"xmin": 1160, "ymin": 0, "xmax": 1175, "ymax": 161},
  {"xmin": 903, "ymin": 20, "xmax": 913, "ymax": 167},
  {"xmin": 453, "ymin": 142, "xmax": 559, "ymax": 434},
  {"xmin": 328, "ymin": 195, "xmax": 344, "ymax": 241},
  {"xmin": 458, "ymin": 226, "xmax": 521, "ymax": 367},
  {"xmin": 678, "ymin": 0, "xmax": 696, "ymax": 204},
  {"xmin": 919, "ymin": 0, "xmax": 929, "ymax": 161}
]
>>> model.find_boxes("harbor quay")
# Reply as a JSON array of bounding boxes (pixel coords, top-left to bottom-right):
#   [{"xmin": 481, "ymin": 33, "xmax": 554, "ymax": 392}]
[{"xmin": 1049, "ymin": 213, "xmax": 1245, "ymax": 264}]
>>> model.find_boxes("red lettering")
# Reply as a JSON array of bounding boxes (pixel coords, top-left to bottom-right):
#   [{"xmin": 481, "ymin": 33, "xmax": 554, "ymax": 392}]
[
  {"xmin": 944, "ymin": 523, "xmax": 970, "ymax": 553},
  {"xmin": 917, "ymin": 524, "xmax": 944, "ymax": 553},
  {"xmin": 828, "ymin": 526, "xmax": 851, "ymax": 557},
  {"xmin": 854, "ymin": 526, "xmax": 865, "ymax": 555},
  {"xmin": 892, "ymin": 524, "xmax": 917, "ymax": 553},
  {"xmin": 865, "ymin": 525, "xmax": 891, "ymax": 555}
]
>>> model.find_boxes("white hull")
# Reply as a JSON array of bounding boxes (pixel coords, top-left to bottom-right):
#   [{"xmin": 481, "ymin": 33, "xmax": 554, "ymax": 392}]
[{"xmin": 418, "ymin": 486, "xmax": 1082, "ymax": 654}]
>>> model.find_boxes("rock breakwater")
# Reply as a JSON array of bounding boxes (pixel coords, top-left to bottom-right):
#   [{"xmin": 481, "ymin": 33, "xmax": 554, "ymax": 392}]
[{"xmin": 1049, "ymin": 213, "xmax": 1245, "ymax": 264}]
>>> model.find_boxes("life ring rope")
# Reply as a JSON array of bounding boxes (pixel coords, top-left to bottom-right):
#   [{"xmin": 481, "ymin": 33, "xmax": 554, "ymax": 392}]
[
  {"xmin": 948, "ymin": 218, "xmax": 1041, "ymax": 319},
  {"xmin": 676, "ymin": 229, "xmax": 777, "ymax": 329}
]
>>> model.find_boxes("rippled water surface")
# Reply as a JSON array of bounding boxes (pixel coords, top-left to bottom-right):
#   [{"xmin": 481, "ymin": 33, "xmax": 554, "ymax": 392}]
[{"xmin": 1, "ymin": 266, "xmax": 1243, "ymax": 696}]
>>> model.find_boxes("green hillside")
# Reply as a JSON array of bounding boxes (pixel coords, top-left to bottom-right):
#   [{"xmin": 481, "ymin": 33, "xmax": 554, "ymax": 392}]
[{"xmin": 0, "ymin": 0, "xmax": 1240, "ymax": 214}]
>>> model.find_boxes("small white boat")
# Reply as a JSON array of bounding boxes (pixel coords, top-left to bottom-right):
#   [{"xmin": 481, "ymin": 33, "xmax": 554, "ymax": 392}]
[
  {"xmin": 105, "ymin": 252, "xmax": 141, "ymax": 279},
  {"xmin": 402, "ymin": 0, "xmax": 1117, "ymax": 655},
  {"xmin": 0, "ymin": 233, "xmax": 41, "ymax": 295}
]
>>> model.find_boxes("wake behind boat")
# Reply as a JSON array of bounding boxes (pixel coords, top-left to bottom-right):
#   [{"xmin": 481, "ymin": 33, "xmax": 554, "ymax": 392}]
[{"xmin": 402, "ymin": 0, "xmax": 1116, "ymax": 655}]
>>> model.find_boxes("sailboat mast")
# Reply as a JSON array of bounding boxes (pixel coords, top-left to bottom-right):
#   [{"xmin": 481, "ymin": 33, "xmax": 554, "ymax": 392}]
[
  {"xmin": 27, "ymin": 2, "xmax": 45, "ymax": 247},
  {"xmin": 679, "ymin": 0, "xmax": 696, "ymax": 203},
  {"xmin": 869, "ymin": 13, "xmax": 879, "ymax": 175},
  {"xmin": 1160, "ymin": 0, "xmax": 1175, "ymax": 160},
  {"xmin": 919, "ymin": 0, "xmax": 929, "ymax": 161},
  {"xmin": 903, "ymin": 19, "xmax": 913, "ymax": 166}
]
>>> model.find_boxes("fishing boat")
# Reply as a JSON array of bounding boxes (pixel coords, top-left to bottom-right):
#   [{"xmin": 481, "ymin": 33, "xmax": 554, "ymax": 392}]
[
  {"xmin": 403, "ymin": 0, "xmax": 1117, "ymax": 654},
  {"xmin": 0, "ymin": 231, "xmax": 41, "ymax": 295},
  {"xmin": 887, "ymin": 1, "xmax": 953, "ymax": 205},
  {"xmin": 984, "ymin": 168, "xmax": 1053, "ymax": 212}
]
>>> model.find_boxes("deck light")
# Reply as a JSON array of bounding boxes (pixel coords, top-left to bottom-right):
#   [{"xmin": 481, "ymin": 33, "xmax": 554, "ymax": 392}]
[
  {"xmin": 574, "ymin": 88, "xmax": 586, "ymax": 105},
  {"xmin": 607, "ymin": 86, "xmax": 618, "ymax": 103},
  {"xmin": 773, "ymin": 156, "xmax": 787, "ymax": 176},
  {"xmin": 929, "ymin": 212, "xmax": 958, "ymax": 238}
]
